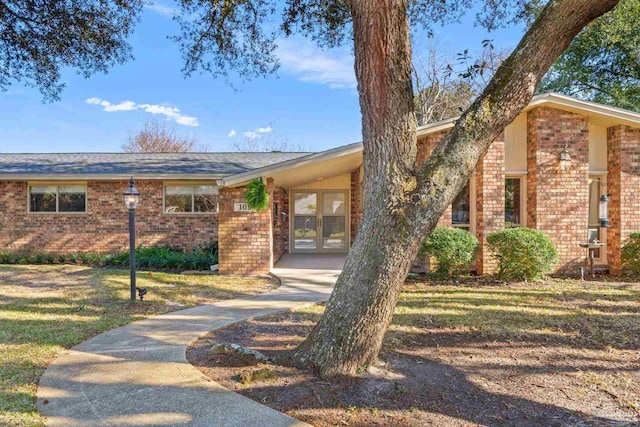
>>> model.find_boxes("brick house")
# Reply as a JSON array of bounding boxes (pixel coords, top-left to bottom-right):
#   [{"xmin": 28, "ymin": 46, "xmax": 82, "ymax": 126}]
[{"xmin": 1, "ymin": 93, "xmax": 640, "ymax": 275}]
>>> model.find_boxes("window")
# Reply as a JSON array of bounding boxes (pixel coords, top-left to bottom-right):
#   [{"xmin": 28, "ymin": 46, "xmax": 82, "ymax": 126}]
[
  {"xmin": 164, "ymin": 185, "xmax": 218, "ymax": 213},
  {"xmin": 505, "ymin": 178, "xmax": 522, "ymax": 227},
  {"xmin": 29, "ymin": 185, "xmax": 86, "ymax": 213},
  {"xmin": 452, "ymin": 182, "xmax": 470, "ymax": 231}
]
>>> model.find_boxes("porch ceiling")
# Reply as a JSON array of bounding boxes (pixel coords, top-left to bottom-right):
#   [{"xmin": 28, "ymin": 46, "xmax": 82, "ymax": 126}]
[{"xmin": 269, "ymin": 151, "xmax": 362, "ymax": 188}]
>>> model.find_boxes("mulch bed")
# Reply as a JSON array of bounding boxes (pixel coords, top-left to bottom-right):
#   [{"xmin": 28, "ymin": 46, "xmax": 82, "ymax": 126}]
[{"xmin": 187, "ymin": 280, "xmax": 640, "ymax": 427}]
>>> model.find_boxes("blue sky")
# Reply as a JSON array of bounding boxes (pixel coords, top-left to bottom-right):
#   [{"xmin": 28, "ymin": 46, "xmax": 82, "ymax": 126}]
[{"xmin": 0, "ymin": 3, "xmax": 525, "ymax": 153}]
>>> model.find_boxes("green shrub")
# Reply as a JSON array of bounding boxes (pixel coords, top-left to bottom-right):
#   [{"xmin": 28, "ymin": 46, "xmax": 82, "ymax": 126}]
[
  {"xmin": 487, "ymin": 228, "xmax": 558, "ymax": 281},
  {"xmin": 419, "ymin": 227, "xmax": 478, "ymax": 277},
  {"xmin": 0, "ymin": 241, "xmax": 218, "ymax": 271},
  {"xmin": 621, "ymin": 232, "xmax": 640, "ymax": 275}
]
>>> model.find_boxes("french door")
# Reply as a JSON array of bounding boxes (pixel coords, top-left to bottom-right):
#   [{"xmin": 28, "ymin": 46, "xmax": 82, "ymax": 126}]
[{"xmin": 291, "ymin": 190, "xmax": 349, "ymax": 253}]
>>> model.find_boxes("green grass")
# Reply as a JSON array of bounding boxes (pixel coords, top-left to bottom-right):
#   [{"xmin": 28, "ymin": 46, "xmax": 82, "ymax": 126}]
[
  {"xmin": 0, "ymin": 264, "xmax": 276, "ymax": 427},
  {"xmin": 284, "ymin": 278, "xmax": 640, "ymax": 349},
  {"xmin": 390, "ymin": 279, "xmax": 640, "ymax": 349}
]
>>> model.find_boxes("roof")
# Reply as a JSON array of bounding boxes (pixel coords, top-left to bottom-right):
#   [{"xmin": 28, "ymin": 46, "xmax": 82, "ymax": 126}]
[
  {"xmin": 414, "ymin": 92, "xmax": 640, "ymax": 136},
  {"xmin": 3, "ymin": 93, "xmax": 639, "ymax": 184},
  {"xmin": 0, "ymin": 152, "xmax": 311, "ymax": 180},
  {"xmin": 221, "ymin": 93, "xmax": 640, "ymax": 186}
]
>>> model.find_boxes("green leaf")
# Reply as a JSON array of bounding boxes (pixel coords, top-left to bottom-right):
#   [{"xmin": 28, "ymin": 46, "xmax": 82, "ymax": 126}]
[{"xmin": 244, "ymin": 178, "xmax": 270, "ymax": 211}]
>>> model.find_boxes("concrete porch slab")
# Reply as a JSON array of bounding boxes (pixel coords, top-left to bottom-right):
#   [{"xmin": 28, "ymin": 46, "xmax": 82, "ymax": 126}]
[{"xmin": 274, "ymin": 253, "xmax": 347, "ymax": 270}]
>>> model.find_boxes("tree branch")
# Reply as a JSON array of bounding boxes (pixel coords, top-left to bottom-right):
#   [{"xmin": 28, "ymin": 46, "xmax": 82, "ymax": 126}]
[{"xmin": 409, "ymin": 0, "xmax": 620, "ymax": 233}]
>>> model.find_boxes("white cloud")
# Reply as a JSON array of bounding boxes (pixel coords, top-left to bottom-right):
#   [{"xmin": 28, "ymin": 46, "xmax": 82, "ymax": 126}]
[
  {"xmin": 256, "ymin": 126, "xmax": 273, "ymax": 134},
  {"xmin": 86, "ymin": 97, "xmax": 137, "ymax": 112},
  {"xmin": 86, "ymin": 97, "xmax": 199, "ymax": 127},
  {"xmin": 242, "ymin": 131, "xmax": 260, "ymax": 140},
  {"xmin": 239, "ymin": 125, "xmax": 274, "ymax": 140},
  {"xmin": 145, "ymin": 2, "xmax": 177, "ymax": 17},
  {"xmin": 138, "ymin": 103, "xmax": 199, "ymax": 127},
  {"xmin": 228, "ymin": 130, "xmax": 237, "ymax": 138},
  {"xmin": 276, "ymin": 38, "xmax": 356, "ymax": 90}
]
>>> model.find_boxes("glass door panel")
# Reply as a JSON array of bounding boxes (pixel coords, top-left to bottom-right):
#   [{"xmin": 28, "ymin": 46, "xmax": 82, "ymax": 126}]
[
  {"xmin": 322, "ymin": 192, "xmax": 347, "ymax": 250},
  {"xmin": 293, "ymin": 192, "xmax": 318, "ymax": 250},
  {"xmin": 294, "ymin": 216, "xmax": 318, "ymax": 249},
  {"xmin": 294, "ymin": 193, "xmax": 317, "ymax": 215},
  {"xmin": 322, "ymin": 216, "xmax": 346, "ymax": 249},
  {"xmin": 323, "ymin": 192, "xmax": 346, "ymax": 215}
]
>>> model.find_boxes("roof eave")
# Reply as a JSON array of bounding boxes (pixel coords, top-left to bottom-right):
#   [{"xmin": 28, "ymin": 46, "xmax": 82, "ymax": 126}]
[
  {"xmin": 526, "ymin": 92, "xmax": 640, "ymax": 126},
  {"xmin": 222, "ymin": 142, "xmax": 363, "ymax": 187},
  {"xmin": 0, "ymin": 174, "xmax": 226, "ymax": 182}
]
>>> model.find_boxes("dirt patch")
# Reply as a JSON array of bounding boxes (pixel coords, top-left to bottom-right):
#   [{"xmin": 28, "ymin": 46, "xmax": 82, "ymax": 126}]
[{"xmin": 188, "ymin": 279, "xmax": 640, "ymax": 427}]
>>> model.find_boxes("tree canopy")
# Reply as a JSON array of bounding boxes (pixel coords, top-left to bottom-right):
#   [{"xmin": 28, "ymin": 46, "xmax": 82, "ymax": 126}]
[
  {"xmin": 0, "ymin": 0, "xmax": 143, "ymax": 101},
  {"xmin": 174, "ymin": 0, "xmax": 541, "ymax": 82},
  {"xmin": 539, "ymin": 0, "xmax": 640, "ymax": 110}
]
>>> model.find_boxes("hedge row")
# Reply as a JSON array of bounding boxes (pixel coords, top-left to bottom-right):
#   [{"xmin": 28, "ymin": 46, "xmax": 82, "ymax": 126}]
[{"xmin": 0, "ymin": 242, "xmax": 218, "ymax": 271}]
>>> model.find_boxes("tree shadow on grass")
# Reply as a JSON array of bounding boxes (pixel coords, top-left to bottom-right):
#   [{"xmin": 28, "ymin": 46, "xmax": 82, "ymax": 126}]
[{"xmin": 190, "ymin": 281, "xmax": 640, "ymax": 426}]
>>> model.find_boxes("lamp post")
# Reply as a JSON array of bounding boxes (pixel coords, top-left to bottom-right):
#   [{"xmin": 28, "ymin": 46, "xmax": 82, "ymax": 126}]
[{"xmin": 123, "ymin": 177, "xmax": 140, "ymax": 302}]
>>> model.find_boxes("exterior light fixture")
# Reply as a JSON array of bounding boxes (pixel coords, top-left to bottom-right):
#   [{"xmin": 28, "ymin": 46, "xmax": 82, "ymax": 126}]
[
  {"xmin": 559, "ymin": 143, "xmax": 571, "ymax": 171},
  {"xmin": 599, "ymin": 194, "xmax": 609, "ymax": 227},
  {"xmin": 123, "ymin": 177, "xmax": 140, "ymax": 210},
  {"xmin": 123, "ymin": 177, "xmax": 140, "ymax": 302}
]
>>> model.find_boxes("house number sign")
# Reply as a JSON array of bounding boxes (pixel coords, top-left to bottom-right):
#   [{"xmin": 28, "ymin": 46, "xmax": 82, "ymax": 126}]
[{"xmin": 234, "ymin": 202, "xmax": 252, "ymax": 212}]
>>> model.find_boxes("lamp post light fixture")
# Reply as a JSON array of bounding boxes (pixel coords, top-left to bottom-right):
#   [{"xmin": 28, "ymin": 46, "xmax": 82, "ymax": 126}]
[
  {"xmin": 123, "ymin": 177, "xmax": 140, "ymax": 302},
  {"xmin": 559, "ymin": 143, "xmax": 571, "ymax": 172}
]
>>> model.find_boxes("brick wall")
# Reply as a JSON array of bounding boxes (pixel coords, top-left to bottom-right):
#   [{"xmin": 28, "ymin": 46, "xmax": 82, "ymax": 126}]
[
  {"xmin": 475, "ymin": 139, "xmax": 505, "ymax": 275},
  {"xmin": 0, "ymin": 180, "xmax": 217, "ymax": 254},
  {"xmin": 527, "ymin": 107, "xmax": 590, "ymax": 274},
  {"xmin": 272, "ymin": 186, "xmax": 289, "ymax": 263},
  {"xmin": 607, "ymin": 125, "xmax": 640, "ymax": 275},
  {"xmin": 217, "ymin": 183, "xmax": 273, "ymax": 276}
]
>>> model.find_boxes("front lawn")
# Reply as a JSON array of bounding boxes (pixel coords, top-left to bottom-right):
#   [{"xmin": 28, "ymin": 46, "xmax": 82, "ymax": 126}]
[
  {"xmin": 0, "ymin": 264, "xmax": 276, "ymax": 427},
  {"xmin": 189, "ymin": 278, "xmax": 640, "ymax": 427}
]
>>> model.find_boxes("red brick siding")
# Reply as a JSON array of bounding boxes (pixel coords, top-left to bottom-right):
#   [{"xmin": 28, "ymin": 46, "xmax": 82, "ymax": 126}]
[
  {"xmin": 217, "ymin": 185, "xmax": 272, "ymax": 276},
  {"xmin": 607, "ymin": 125, "xmax": 640, "ymax": 275},
  {"xmin": 475, "ymin": 139, "xmax": 505, "ymax": 274},
  {"xmin": 0, "ymin": 180, "xmax": 217, "ymax": 253},
  {"xmin": 272, "ymin": 186, "xmax": 289, "ymax": 263},
  {"xmin": 527, "ymin": 107, "xmax": 590, "ymax": 274}
]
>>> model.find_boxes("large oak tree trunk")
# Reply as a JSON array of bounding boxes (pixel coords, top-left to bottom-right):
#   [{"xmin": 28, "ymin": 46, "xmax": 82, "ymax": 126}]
[{"xmin": 294, "ymin": 0, "xmax": 620, "ymax": 378}]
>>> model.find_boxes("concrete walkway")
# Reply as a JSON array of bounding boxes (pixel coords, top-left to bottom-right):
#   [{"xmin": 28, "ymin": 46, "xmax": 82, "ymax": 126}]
[{"xmin": 37, "ymin": 254, "xmax": 344, "ymax": 427}]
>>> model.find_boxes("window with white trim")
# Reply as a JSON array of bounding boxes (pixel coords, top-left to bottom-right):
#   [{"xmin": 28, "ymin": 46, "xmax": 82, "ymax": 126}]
[
  {"xmin": 29, "ymin": 185, "xmax": 87, "ymax": 213},
  {"xmin": 505, "ymin": 177, "xmax": 522, "ymax": 227},
  {"xmin": 164, "ymin": 185, "xmax": 218, "ymax": 213}
]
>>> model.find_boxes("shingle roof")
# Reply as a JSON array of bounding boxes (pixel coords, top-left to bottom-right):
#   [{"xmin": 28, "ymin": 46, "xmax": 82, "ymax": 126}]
[{"xmin": 0, "ymin": 152, "xmax": 313, "ymax": 178}]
